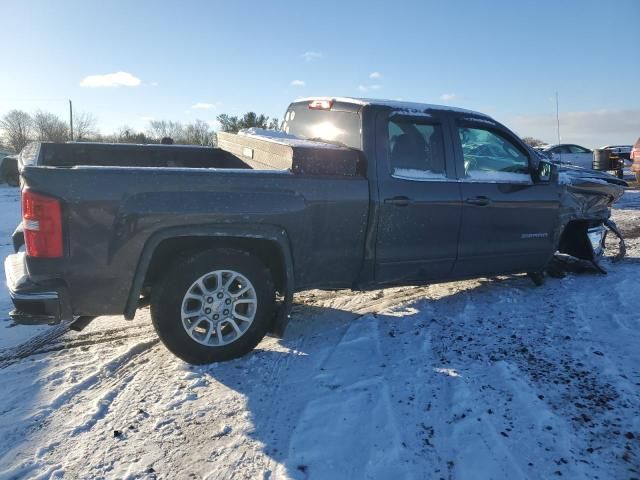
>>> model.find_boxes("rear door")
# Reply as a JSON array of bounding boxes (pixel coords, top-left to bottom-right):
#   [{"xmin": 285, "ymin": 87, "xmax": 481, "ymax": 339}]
[
  {"xmin": 451, "ymin": 118, "xmax": 560, "ymax": 277},
  {"xmin": 374, "ymin": 111, "xmax": 462, "ymax": 284}
]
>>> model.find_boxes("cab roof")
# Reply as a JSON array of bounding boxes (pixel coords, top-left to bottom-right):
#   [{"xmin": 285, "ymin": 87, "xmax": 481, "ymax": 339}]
[{"xmin": 293, "ymin": 96, "xmax": 488, "ymax": 117}]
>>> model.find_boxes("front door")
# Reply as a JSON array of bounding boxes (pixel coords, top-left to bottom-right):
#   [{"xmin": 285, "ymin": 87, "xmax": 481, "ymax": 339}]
[
  {"xmin": 451, "ymin": 120, "xmax": 561, "ymax": 277},
  {"xmin": 374, "ymin": 111, "xmax": 462, "ymax": 284}
]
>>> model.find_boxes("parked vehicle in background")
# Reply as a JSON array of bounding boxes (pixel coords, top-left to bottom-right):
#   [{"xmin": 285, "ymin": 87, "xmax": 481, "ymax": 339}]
[
  {"xmin": 602, "ymin": 145, "xmax": 632, "ymax": 162},
  {"xmin": 543, "ymin": 144, "xmax": 593, "ymax": 169},
  {"xmin": 631, "ymin": 137, "xmax": 640, "ymax": 183},
  {"xmin": 0, "ymin": 154, "xmax": 19, "ymax": 186},
  {"xmin": 3, "ymin": 97, "xmax": 627, "ymax": 364},
  {"xmin": 0, "ymin": 148, "xmax": 18, "ymax": 185}
]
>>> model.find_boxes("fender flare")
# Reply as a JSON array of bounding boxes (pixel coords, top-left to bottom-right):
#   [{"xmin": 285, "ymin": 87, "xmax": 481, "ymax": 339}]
[{"xmin": 124, "ymin": 224, "xmax": 295, "ymax": 336}]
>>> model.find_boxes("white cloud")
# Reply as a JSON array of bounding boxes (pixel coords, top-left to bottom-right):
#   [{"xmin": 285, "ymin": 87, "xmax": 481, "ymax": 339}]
[
  {"xmin": 369, "ymin": 71, "xmax": 382, "ymax": 79},
  {"xmin": 191, "ymin": 103, "xmax": 215, "ymax": 110},
  {"xmin": 290, "ymin": 80, "xmax": 305, "ymax": 86},
  {"xmin": 440, "ymin": 93, "xmax": 456, "ymax": 102},
  {"xmin": 301, "ymin": 51, "xmax": 322, "ymax": 62},
  {"xmin": 80, "ymin": 71, "xmax": 141, "ymax": 88}
]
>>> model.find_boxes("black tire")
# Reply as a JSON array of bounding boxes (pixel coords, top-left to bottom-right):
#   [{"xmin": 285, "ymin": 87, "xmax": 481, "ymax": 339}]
[
  {"xmin": 527, "ymin": 271, "xmax": 545, "ymax": 286},
  {"xmin": 151, "ymin": 248, "xmax": 275, "ymax": 364}
]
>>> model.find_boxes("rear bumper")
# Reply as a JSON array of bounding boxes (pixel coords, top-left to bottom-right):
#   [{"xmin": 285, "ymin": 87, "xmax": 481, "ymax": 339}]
[{"xmin": 4, "ymin": 252, "xmax": 71, "ymax": 325}]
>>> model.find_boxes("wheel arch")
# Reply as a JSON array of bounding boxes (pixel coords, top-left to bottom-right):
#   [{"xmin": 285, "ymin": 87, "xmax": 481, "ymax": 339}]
[{"xmin": 125, "ymin": 224, "xmax": 294, "ymax": 336}]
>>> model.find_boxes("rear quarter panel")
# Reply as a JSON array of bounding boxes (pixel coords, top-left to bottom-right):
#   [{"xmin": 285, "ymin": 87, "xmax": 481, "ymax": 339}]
[{"xmin": 21, "ymin": 166, "xmax": 369, "ymax": 316}]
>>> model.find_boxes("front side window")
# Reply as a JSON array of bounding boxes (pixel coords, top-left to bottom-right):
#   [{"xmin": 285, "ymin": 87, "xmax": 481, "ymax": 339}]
[
  {"xmin": 388, "ymin": 117, "xmax": 446, "ymax": 180},
  {"xmin": 569, "ymin": 145, "xmax": 590, "ymax": 154},
  {"xmin": 552, "ymin": 146, "xmax": 571, "ymax": 154},
  {"xmin": 458, "ymin": 126, "xmax": 530, "ymax": 182}
]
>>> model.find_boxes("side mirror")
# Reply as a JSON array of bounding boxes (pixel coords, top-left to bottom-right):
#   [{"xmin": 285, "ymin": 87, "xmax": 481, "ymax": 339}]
[{"xmin": 535, "ymin": 160, "xmax": 552, "ymax": 183}]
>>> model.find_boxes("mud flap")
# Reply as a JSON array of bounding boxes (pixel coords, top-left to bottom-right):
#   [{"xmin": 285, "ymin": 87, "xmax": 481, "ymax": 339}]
[
  {"xmin": 270, "ymin": 285, "xmax": 293, "ymax": 338},
  {"xmin": 603, "ymin": 219, "xmax": 626, "ymax": 262}
]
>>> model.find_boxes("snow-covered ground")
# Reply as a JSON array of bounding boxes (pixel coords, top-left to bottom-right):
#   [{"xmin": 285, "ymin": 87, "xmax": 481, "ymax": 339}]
[{"xmin": 0, "ymin": 187, "xmax": 638, "ymax": 479}]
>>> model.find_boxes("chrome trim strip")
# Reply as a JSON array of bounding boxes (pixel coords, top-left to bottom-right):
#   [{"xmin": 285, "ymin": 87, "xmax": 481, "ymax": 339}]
[{"xmin": 10, "ymin": 291, "xmax": 59, "ymax": 301}]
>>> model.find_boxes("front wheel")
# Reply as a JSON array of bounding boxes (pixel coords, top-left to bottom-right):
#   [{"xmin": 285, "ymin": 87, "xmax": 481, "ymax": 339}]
[{"xmin": 151, "ymin": 248, "xmax": 275, "ymax": 364}]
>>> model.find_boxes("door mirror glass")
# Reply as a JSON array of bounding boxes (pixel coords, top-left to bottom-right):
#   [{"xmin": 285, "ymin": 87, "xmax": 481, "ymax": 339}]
[{"xmin": 536, "ymin": 160, "xmax": 552, "ymax": 182}]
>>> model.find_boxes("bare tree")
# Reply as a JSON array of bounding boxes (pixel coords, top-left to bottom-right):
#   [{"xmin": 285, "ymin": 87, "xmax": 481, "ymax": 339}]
[
  {"xmin": 522, "ymin": 136, "xmax": 546, "ymax": 148},
  {"xmin": 0, "ymin": 110, "xmax": 33, "ymax": 152},
  {"xmin": 147, "ymin": 120, "xmax": 185, "ymax": 143},
  {"xmin": 184, "ymin": 119, "xmax": 214, "ymax": 146},
  {"xmin": 32, "ymin": 111, "xmax": 69, "ymax": 142},
  {"xmin": 74, "ymin": 112, "xmax": 98, "ymax": 140},
  {"xmin": 113, "ymin": 125, "xmax": 152, "ymax": 144}
]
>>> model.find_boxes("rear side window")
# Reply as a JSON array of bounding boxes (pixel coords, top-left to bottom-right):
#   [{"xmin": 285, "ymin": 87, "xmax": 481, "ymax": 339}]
[
  {"xmin": 458, "ymin": 126, "xmax": 530, "ymax": 182},
  {"xmin": 388, "ymin": 117, "xmax": 446, "ymax": 180},
  {"xmin": 283, "ymin": 106, "xmax": 362, "ymax": 149}
]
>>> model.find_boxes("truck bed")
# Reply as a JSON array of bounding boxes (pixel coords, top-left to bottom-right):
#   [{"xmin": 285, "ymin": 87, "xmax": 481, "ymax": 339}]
[
  {"xmin": 21, "ymin": 141, "xmax": 249, "ymax": 169},
  {"xmin": 21, "ymin": 133, "xmax": 362, "ymax": 177},
  {"xmin": 17, "ymin": 143, "xmax": 370, "ymax": 319}
]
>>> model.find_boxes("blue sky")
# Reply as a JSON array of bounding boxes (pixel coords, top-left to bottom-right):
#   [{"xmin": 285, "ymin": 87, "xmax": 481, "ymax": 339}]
[{"xmin": 1, "ymin": 0, "xmax": 638, "ymax": 146}]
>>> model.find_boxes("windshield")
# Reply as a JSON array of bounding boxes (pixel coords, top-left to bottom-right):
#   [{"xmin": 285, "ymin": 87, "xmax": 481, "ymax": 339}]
[{"xmin": 282, "ymin": 104, "xmax": 362, "ymax": 150}]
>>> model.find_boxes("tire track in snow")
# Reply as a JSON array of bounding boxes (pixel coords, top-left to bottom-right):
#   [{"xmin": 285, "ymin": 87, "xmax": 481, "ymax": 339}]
[
  {"xmin": 0, "ymin": 323, "xmax": 70, "ymax": 369},
  {"xmin": 30, "ymin": 338, "xmax": 159, "ymax": 424},
  {"xmin": 0, "ymin": 319, "xmax": 155, "ymax": 369}
]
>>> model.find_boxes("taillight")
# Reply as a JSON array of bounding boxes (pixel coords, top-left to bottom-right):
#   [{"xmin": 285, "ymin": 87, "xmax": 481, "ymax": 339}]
[
  {"xmin": 22, "ymin": 190, "xmax": 63, "ymax": 258},
  {"xmin": 308, "ymin": 99, "xmax": 333, "ymax": 110}
]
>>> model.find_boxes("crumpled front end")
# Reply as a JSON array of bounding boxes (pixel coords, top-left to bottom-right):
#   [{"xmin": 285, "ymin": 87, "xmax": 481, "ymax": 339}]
[{"xmin": 553, "ymin": 167, "xmax": 627, "ymax": 269}]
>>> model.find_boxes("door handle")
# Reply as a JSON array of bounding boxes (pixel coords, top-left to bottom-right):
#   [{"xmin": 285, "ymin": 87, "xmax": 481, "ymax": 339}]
[
  {"xmin": 384, "ymin": 196, "xmax": 412, "ymax": 206},
  {"xmin": 465, "ymin": 196, "xmax": 491, "ymax": 206}
]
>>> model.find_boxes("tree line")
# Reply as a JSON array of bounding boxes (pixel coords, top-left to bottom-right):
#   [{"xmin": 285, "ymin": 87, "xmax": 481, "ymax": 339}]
[
  {"xmin": 0, "ymin": 109, "xmax": 547, "ymax": 153},
  {"xmin": 0, "ymin": 109, "xmax": 280, "ymax": 153}
]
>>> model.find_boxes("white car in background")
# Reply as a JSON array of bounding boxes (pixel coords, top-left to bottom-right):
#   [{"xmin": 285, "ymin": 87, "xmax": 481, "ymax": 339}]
[{"xmin": 543, "ymin": 144, "xmax": 593, "ymax": 169}]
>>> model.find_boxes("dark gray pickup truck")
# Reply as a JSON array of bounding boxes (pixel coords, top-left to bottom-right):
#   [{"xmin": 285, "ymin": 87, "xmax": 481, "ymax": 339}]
[{"xmin": 4, "ymin": 97, "xmax": 626, "ymax": 364}]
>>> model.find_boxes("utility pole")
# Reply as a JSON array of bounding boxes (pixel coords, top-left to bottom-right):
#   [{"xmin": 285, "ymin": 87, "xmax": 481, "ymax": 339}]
[
  {"xmin": 555, "ymin": 91, "xmax": 561, "ymax": 164},
  {"xmin": 69, "ymin": 99, "xmax": 74, "ymax": 141},
  {"xmin": 555, "ymin": 92, "xmax": 560, "ymax": 145}
]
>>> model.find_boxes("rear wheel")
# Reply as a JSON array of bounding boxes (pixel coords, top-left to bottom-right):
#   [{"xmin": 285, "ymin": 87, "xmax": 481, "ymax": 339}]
[{"xmin": 151, "ymin": 248, "xmax": 275, "ymax": 364}]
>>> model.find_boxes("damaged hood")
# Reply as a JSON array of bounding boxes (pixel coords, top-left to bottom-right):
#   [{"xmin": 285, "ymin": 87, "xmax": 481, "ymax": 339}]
[{"xmin": 557, "ymin": 165, "xmax": 627, "ymax": 220}]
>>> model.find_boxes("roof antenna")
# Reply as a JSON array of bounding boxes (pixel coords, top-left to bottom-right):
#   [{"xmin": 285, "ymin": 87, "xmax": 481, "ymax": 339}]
[{"xmin": 555, "ymin": 91, "xmax": 561, "ymax": 164}]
